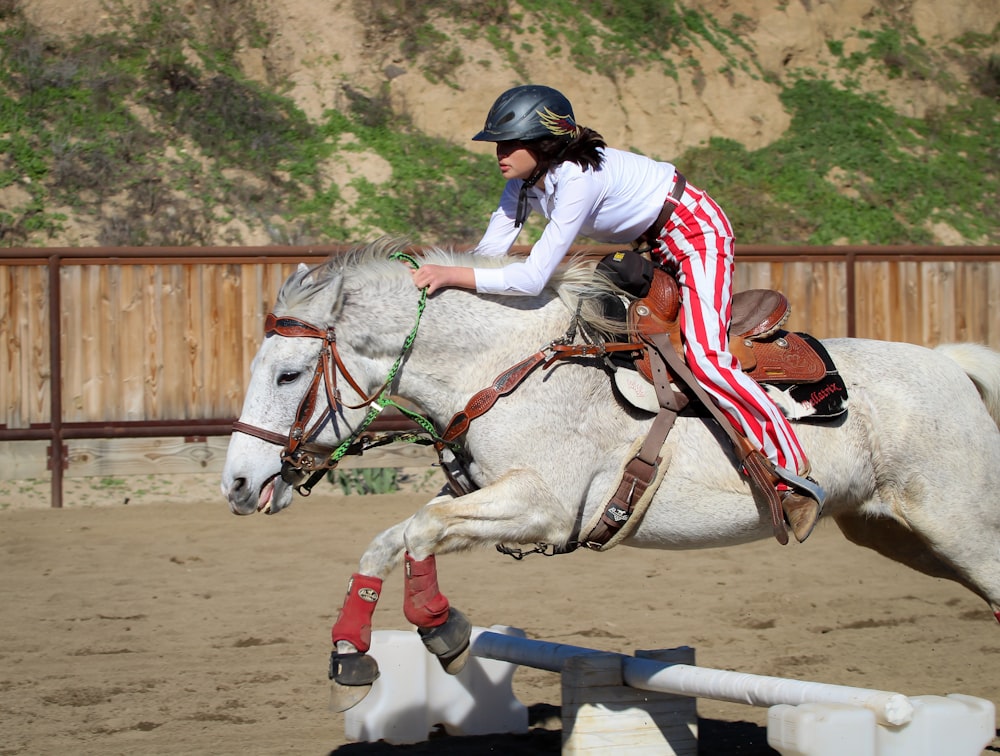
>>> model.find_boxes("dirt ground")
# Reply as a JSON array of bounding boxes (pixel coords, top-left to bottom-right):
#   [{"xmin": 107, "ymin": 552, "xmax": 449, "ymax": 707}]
[{"xmin": 2, "ymin": 474, "xmax": 999, "ymax": 755}]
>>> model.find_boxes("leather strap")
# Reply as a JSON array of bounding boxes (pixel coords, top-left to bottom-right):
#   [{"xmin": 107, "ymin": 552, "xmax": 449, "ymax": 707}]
[
  {"xmin": 742, "ymin": 449, "xmax": 789, "ymax": 545},
  {"xmin": 583, "ymin": 338, "xmax": 685, "ymax": 548},
  {"xmin": 646, "ymin": 332, "xmax": 789, "ymax": 544},
  {"xmin": 440, "ymin": 351, "xmax": 547, "ymax": 442},
  {"xmin": 232, "ymin": 420, "xmax": 291, "ymax": 447},
  {"xmin": 636, "ymin": 172, "xmax": 688, "ymax": 248}
]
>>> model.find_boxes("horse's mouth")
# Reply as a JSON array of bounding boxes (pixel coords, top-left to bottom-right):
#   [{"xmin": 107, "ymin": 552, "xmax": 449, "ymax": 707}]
[{"xmin": 258, "ymin": 473, "xmax": 280, "ymax": 513}]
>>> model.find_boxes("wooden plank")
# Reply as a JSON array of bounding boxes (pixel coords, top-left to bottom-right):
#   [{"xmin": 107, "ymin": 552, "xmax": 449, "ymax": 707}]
[
  {"xmin": 17, "ymin": 266, "xmax": 31, "ymax": 426},
  {"xmin": 0, "ymin": 265, "xmax": 11, "ymax": 426},
  {"xmin": 184, "ymin": 262, "xmax": 203, "ymax": 418},
  {"xmin": 61, "ymin": 266, "xmax": 84, "ymax": 422},
  {"xmin": 899, "ymin": 261, "xmax": 921, "ymax": 346},
  {"xmin": 83, "ymin": 265, "xmax": 103, "ymax": 419},
  {"xmin": 920, "ymin": 261, "xmax": 948, "ymax": 347},
  {"xmin": 959, "ymin": 262, "xmax": 988, "ymax": 344},
  {"xmin": 178, "ymin": 264, "xmax": 195, "ymax": 418},
  {"xmin": 854, "ymin": 261, "xmax": 876, "ymax": 340},
  {"xmin": 119, "ymin": 265, "xmax": 146, "ymax": 419},
  {"xmin": 140, "ymin": 265, "xmax": 161, "ymax": 418},
  {"xmin": 871, "ymin": 260, "xmax": 890, "ymax": 341},
  {"xmin": 990, "ymin": 264, "xmax": 1000, "ymax": 347},
  {"xmin": 104, "ymin": 265, "xmax": 123, "ymax": 419},
  {"xmin": 27, "ymin": 265, "xmax": 49, "ymax": 424},
  {"xmin": 788, "ymin": 262, "xmax": 820, "ymax": 336},
  {"xmin": 886, "ymin": 258, "xmax": 901, "ymax": 343},
  {"xmin": 787, "ymin": 262, "xmax": 811, "ymax": 334},
  {"xmin": 822, "ymin": 261, "xmax": 849, "ymax": 338},
  {"xmin": 561, "ymin": 651, "xmax": 697, "ymax": 756},
  {"xmin": 217, "ymin": 264, "xmax": 243, "ymax": 416},
  {"xmin": 0, "ymin": 439, "xmax": 52, "ymax": 479}
]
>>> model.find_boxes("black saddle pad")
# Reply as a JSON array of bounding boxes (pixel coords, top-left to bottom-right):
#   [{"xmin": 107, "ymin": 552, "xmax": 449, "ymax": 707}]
[{"xmin": 762, "ymin": 333, "xmax": 849, "ymax": 421}]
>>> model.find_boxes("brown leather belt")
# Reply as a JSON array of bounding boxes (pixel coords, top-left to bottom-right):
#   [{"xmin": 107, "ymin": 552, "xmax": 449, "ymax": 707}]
[{"xmin": 635, "ymin": 172, "xmax": 687, "ymax": 248}]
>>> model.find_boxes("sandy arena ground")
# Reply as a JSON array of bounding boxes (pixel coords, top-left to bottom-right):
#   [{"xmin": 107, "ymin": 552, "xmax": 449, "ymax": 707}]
[{"xmin": 1, "ymin": 473, "xmax": 998, "ymax": 755}]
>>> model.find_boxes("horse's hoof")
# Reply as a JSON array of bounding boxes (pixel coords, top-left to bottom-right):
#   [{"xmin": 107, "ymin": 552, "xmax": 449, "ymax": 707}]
[
  {"xmin": 418, "ymin": 607, "xmax": 471, "ymax": 675},
  {"xmin": 328, "ymin": 681, "xmax": 372, "ymax": 712},
  {"xmin": 327, "ymin": 651, "xmax": 379, "ymax": 711}
]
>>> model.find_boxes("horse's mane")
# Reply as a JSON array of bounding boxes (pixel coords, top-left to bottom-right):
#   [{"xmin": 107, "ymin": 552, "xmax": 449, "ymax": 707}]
[{"xmin": 274, "ymin": 238, "xmax": 625, "ymax": 336}]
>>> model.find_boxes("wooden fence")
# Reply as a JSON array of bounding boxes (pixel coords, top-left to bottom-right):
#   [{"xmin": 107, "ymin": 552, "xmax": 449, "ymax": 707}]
[{"xmin": 2, "ymin": 245, "xmax": 999, "ymax": 505}]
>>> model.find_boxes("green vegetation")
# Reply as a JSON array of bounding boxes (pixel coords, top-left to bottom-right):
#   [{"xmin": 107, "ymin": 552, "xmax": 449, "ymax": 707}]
[
  {"xmin": 682, "ymin": 80, "xmax": 1000, "ymax": 244},
  {"xmin": 332, "ymin": 467, "xmax": 399, "ymax": 496},
  {"xmin": 0, "ymin": 0, "xmax": 997, "ymax": 247},
  {"xmin": 0, "ymin": 0, "xmax": 503, "ymax": 245}
]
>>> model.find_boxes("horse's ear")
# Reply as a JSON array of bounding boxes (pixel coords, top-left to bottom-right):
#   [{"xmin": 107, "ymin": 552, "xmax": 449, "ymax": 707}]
[
  {"xmin": 296, "ymin": 262, "xmax": 316, "ymax": 287},
  {"xmin": 326, "ymin": 276, "xmax": 345, "ymax": 321}
]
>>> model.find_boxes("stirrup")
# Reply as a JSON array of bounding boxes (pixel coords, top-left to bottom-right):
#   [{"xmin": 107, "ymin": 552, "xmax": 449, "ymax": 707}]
[{"xmin": 773, "ymin": 466, "xmax": 826, "ymax": 507}]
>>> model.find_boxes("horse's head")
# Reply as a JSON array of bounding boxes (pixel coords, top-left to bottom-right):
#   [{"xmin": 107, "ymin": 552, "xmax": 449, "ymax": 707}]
[{"xmin": 221, "ymin": 255, "xmax": 386, "ymax": 516}]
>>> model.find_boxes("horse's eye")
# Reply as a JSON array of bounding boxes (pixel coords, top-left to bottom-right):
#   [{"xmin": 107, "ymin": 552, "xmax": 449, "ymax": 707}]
[{"xmin": 277, "ymin": 371, "xmax": 300, "ymax": 386}]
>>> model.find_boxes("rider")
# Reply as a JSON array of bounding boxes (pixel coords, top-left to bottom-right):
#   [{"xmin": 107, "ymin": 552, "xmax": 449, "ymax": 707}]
[{"xmin": 411, "ymin": 84, "xmax": 825, "ymax": 542}]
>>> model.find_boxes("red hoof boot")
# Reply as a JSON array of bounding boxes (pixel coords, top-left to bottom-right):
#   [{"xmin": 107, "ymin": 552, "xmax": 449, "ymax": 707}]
[{"xmin": 781, "ymin": 490, "xmax": 821, "ymax": 543}]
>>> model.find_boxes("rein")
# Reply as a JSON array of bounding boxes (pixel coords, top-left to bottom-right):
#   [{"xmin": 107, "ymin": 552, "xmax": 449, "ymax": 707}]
[{"xmin": 232, "ymin": 252, "xmax": 447, "ymax": 495}]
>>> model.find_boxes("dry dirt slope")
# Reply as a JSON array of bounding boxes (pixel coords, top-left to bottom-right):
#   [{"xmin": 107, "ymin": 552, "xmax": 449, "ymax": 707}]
[
  {"xmin": 21, "ymin": 0, "xmax": 998, "ymax": 157},
  {"xmin": 9, "ymin": 0, "xmax": 1000, "ymax": 246}
]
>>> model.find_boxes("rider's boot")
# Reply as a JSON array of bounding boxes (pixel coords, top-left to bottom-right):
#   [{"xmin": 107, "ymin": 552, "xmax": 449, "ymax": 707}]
[
  {"xmin": 774, "ymin": 466, "xmax": 827, "ymax": 543},
  {"xmin": 780, "ymin": 490, "xmax": 821, "ymax": 542}
]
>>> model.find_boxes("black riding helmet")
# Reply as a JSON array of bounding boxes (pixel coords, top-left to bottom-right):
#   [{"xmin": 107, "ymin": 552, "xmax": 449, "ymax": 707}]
[{"xmin": 472, "ymin": 85, "xmax": 579, "ymax": 142}]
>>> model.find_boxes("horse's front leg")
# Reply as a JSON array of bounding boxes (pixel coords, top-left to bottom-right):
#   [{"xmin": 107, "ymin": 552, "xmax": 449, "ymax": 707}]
[
  {"xmin": 400, "ymin": 469, "xmax": 575, "ymax": 671},
  {"xmin": 328, "ymin": 470, "xmax": 573, "ymax": 706},
  {"xmin": 328, "ymin": 518, "xmax": 410, "ymax": 710}
]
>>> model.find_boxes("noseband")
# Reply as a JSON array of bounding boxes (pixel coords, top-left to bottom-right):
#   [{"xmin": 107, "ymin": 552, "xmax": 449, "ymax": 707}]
[
  {"xmin": 230, "ymin": 313, "xmax": 380, "ymax": 487},
  {"xmin": 232, "ymin": 253, "xmax": 438, "ymax": 494}
]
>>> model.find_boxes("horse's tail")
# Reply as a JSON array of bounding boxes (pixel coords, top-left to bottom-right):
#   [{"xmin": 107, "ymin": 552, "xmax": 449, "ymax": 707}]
[{"xmin": 935, "ymin": 342, "xmax": 1000, "ymax": 428}]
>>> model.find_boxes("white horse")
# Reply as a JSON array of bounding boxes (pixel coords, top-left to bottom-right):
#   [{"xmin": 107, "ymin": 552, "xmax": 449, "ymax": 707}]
[{"xmin": 222, "ymin": 239, "xmax": 1000, "ymax": 705}]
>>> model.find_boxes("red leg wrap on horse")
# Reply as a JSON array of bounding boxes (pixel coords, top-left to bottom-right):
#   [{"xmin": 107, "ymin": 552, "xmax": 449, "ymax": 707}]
[
  {"xmin": 403, "ymin": 553, "xmax": 450, "ymax": 628},
  {"xmin": 331, "ymin": 573, "xmax": 383, "ymax": 653}
]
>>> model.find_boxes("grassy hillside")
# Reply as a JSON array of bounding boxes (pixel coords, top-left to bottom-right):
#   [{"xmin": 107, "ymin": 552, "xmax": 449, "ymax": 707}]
[{"xmin": 0, "ymin": 0, "xmax": 998, "ymax": 247}]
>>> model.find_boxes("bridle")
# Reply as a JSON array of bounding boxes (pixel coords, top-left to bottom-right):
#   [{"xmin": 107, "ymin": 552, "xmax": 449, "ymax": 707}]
[{"xmin": 232, "ymin": 253, "xmax": 441, "ymax": 494}]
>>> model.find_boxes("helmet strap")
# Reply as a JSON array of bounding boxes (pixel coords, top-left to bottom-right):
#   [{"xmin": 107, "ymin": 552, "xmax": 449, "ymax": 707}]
[{"xmin": 515, "ymin": 167, "xmax": 544, "ymax": 228}]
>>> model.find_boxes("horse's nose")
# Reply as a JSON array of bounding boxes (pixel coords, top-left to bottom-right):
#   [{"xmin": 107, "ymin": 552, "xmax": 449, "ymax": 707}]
[{"xmin": 225, "ymin": 476, "xmax": 256, "ymax": 515}]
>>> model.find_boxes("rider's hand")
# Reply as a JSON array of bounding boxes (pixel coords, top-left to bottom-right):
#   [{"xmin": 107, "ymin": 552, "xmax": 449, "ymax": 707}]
[{"xmin": 410, "ymin": 265, "xmax": 475, "ymax": 295}]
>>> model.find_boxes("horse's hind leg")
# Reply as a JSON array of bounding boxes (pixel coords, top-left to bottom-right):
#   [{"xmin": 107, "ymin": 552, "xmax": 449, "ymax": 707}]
[
  {"xmin": 834, "ymin": 513, "xmax": 969, "ymax": 583},
  {"xmin": 833, "ymin": 512, "xmax": 1000, "ymax": 621}
]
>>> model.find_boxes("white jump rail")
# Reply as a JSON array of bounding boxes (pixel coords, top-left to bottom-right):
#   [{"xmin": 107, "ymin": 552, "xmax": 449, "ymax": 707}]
[{"xmin": 470, "ymin": 630, "xmax": 913, "ymax": 726}]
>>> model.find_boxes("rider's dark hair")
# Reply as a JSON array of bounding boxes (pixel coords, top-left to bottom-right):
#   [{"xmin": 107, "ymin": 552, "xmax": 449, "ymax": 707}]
[{"xmin": 529, "ymin": 127, "xmax": 606, "ymax": 172}]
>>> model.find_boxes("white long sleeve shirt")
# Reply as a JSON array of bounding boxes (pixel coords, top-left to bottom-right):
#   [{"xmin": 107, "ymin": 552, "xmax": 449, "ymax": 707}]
[{"xmin": 473, "ymin": 147, "xmax": 678, "ymax": 295}]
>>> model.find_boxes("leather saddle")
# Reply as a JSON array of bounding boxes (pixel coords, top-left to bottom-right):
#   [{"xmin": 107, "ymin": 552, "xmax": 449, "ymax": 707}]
[
  {"xmin": 626, "ymin": 268, "xmax": 827, "ymax": 386},
  {"xmin": 588, "ymin": 268, "xmax": 843, "ymax": 549}
]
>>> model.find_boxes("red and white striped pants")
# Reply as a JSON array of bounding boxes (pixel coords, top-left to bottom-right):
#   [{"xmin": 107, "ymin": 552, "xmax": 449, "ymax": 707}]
[{"xmin": 654, "ymin": 178, "xmax": 808, "ymax": 475}]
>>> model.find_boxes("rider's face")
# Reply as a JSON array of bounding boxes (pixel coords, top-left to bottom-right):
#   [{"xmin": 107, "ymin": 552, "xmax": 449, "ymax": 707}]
[{"xmin": 495, "ymin": 141, "xmax": 539, "ymax": 181}]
